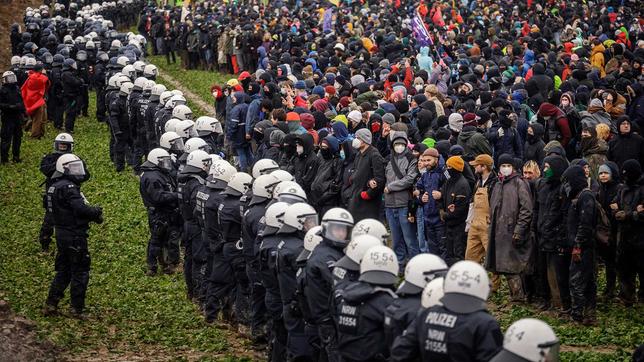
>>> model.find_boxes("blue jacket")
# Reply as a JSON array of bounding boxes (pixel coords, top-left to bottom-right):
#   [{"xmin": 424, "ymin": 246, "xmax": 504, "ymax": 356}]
[
  {"xmin": 227, "ymin": 100, "xmax": 249, "ymax": 148},
  {"xmin": 245, "ymin": 93, "xmax": 263, "ymax": 135},
  {"xmin": 415, "ymin": 156, "xmax": 445, "ymax": 226}
]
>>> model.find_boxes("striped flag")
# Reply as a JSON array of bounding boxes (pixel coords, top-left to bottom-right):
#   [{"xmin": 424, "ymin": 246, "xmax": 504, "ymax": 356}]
[{"xmin": 412, "ymin": 7, "xmax": 433, "ymax": 46}]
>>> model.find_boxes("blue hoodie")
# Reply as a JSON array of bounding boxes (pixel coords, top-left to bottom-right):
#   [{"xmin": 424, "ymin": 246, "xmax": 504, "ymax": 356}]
[{"xmin": 416, "ymin": 155, "xmax": 446, "ymax": 226}]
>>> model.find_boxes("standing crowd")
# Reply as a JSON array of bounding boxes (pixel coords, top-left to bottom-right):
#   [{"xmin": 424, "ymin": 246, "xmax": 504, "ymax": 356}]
[{"xmin": 2, "ymin": 0, "xmax": 644, "ymax": 361}]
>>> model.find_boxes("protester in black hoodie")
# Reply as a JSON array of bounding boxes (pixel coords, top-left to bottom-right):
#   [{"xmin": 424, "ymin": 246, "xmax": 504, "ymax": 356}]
[
  {"xmin": 525, "ymin": 123, "xmax": 546, "ymax": 165},
  {"xmin": 293, "ymin": 133, "xmax": 320, "ymax": 195},
  {"xmin": 608, "ymin": 117, "xmax": 644, "ymax": 168},
  {"xmin": 596, "ymin": 162, "xmax": 622, "ymax": 300}
]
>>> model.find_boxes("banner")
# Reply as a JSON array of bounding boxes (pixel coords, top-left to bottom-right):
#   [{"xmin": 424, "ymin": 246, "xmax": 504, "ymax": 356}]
[
  {"xmin": 412, "ymin": 8, "xmax": 432, "ymax": 47},
  {"xmin": 323, "ymin": 8, "xmax": 334, "ymax": 33}
]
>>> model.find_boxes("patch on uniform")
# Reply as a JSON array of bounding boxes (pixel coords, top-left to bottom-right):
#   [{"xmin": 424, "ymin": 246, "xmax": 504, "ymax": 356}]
[
  {"xmin": 337, "ymin": 303, "xmax": 359, "ymax": 335},
  {"xmin": 422, "ymin": 311, "xmax": 458, "ymax": 355},
  {"xmin": 196, "ymin": 191, "xmax": 210, "ymax": 201},
  {"xmin": 277, "ymin": 240, "xmax": 285, "ymax": 249},
  {"xmin": 333, "ymin": 267, "xmax": 346, "ymax": 280},
  {"xmin": 296, "ymin": 268, "xmax": 302, "ymax": 277}
]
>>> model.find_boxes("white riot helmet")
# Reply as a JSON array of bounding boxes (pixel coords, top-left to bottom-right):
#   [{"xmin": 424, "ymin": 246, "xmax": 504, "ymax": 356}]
[
  {"xmin": 421, "ymin": 277, "xmax": 445, "ymax": 309},
  {"xmin": 252, "ymin": 174, "xmax": 280, "ymax": 200},
  {"xmin": 225, "ymin": 172, "xmax": 253, "ymax": 196},
  {"xmin": 143, "ymin": 79, "xmax": 155, "ymax": 93},
  {"xmin": 150, "ymin": 84, "xmax": 167, "ymax": 101},
  {"xmin": 279, "ymin": 203, "xmax": 319, "ymax": 234},
  {"xmin": 167, "ymin": 94, "xmax": 186, "ymax": 108},
  {"xmin": 164, "ymin": 118, "xmax": 181, "ymax": 133},
  {"xmin": 115, "ymin": 75, "xmax": 130, "ymax": 88},
  {"xmin": 159, "ymin": 131, "xmax": 184, "ymax": 152},
  {"xmin": 171, "ymin": 89, "xmax": 184, "ymax": 96},
  {"xmin": 297, "ymin": 225, "xmax": 323, "ymax": 262},
  {"xmin": 271, "ymin": 169, "xmax": 294, "ymax": 182},
  {"xmin": 159, "ymin": 90, "xmax": 173, "ymax": 106},
  {"xmin": 143, "ymin": 64, "xmax": 158, "ymax": 78},
  {"xmin": 351, "ymin": 218, "xmax": 388, "ymax": 243},
  {"xmin": 55, "ymin": 153, "xmax": 85, "ymax": 178},
  {"xmin": 335, "ymin": 234, "xmax": 383, "ymax": 271},
  {"xmin": 276, "ymin": 181, "xmax": 307, "ymax": 204},
  {"xmin": 397, "ymin": 254, "xmax": 448, "ymax": 295},
  {"xmin": 321, "ymin": 207, "xmax": 354, "ymax": 248},
  {"xmin": 172, "ymin": 104, "xmax": 193, "ymax": 121},
  {"xmin": 442, "ymin": 260, "xmax": 491, "ymax": 313},
  {"xmin": 147, "ymin": 148, "xmax": 173, "ymax": 171},
  {"xmin": 174, "ymin": 119, "xmax": 196, "ymax": 139},
  {"xmin": 195, "ymin": 116, "xmax": 222, "ymax": 136},
  {"xmin": 85, "ymin": 40, "xmax": 95, "ymax": 49},
  {"xmin": 252, "ymin": 158, "xmax": 280, "ymax": 178},
  {"xmin": 209, "ymin": 159, "xmax": 236, "ymax": 181},
  {"xmin": 119, "ymin": 81, "xmax": 134, "ymax": 96},
  {"xmin": 11, "ymin": 56, "xmax": 21, "ymax": 66},
  {"xmin": 122, "ymin": 64, "xmax": 136, "ymax": 80},
  {"xmin": 184, "ymin": 137, "xmax": 211, "ymax": 154},
  {"xmin": 54, "ymin": 132, "xmax": 74, "ymax": 153},
  {"xmin": 264, "ymin": 202, "xmax": 289, "ymax": 236},
  {"xmin": 113, "ymin": 41, "xmax": 125, "ymax": 52},
  {"xmin": 185, "ymin": 150, "xmax": 212, "ymax": 173},
  {"xmin": 2, "ymin": 71, "xmax": 17, "ymax": 84},
  {"xmin": 491, "ymin": 319, "xmax": 559, "ymax": 362},
  {"xmin": 133, "ymin": 60, "xmax": 145, "ymax": 74},
  {"xmin": 132, "ymin": 76, "xmax": 147, "ymax": 91},
  {"xmin": 359, "ymin": 245, "xmax": 399, "ymax": 285}
]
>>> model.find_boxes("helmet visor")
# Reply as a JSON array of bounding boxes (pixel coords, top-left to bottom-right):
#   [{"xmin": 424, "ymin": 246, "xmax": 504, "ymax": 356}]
[
  {"xmin": 54, "ymin": 140, "xmax": 73, "ymax": 153},
  {"xmin": 301, "ymin": 214, "xmax": 319, "ymax": 232},
  {"xmin": 278, "ymin": 193, "xmax": 306, "ymax": 204},
  {"xmin": 170, "ymin": 137, "xmax": 184, "ymax": 151},
  {"xmin": 539, "ymin": 340, "xmax": 560, "ymax": 362},
  {"xmin": 3, "ymin": 74, "xmax": 17, "ymax": 84},
  {"xmin": 324, "ymin": 221, "xmax": 352, "ymax": 244},
  {"xmin": 65, "ymin": 160, "xmax": 85, "ymax": 176},
  {"xmin": 158, "ymin": 156, "xmax": 173, "ymax": 171}
]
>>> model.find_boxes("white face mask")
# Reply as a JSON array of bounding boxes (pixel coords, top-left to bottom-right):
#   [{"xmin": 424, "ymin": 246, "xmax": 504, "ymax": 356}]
[
  {"xmin": 415, "ymin": 85, "xmax": 424, "ymax": 91},
  {"xmin": 351, "ymin": 138, "xmax": 362, "ymax": 149},
  {"xmin": 499, "ymin": 165, "xmax": 513, "ymax": 177},
  {"xmin": 296, "ymin": 145, "xmax": 304, "ymax": 155},
  {"xmin": 394, "ymin": 144, "xmax": 406, "ymax": 154},
  {"xmin": 419, "ymin": 168, "xmax": 427, "ymax": 174}
]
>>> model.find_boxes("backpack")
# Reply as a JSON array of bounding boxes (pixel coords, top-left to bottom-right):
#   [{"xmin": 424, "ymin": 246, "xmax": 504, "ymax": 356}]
[{"xmin": 575, "ymin": 189, "xmax": 611, "ymax": 246}]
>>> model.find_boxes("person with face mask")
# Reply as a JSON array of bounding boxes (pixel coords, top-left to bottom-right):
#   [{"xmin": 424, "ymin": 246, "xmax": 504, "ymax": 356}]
[
  {"xmin": 579, "ymin": 126, "xmax": 608, "ymax": 181},
  {"xmin": 485, "ymin": 153, "xmax": 534, "ymax": 303},
  {"xmin": 310, "ymin": 135, "xmax": 343, "ymax": 214},
  {"xmin": 415, "ymin": 148, "xmax": 446, "ymax": 255},
  {"xmin": 436, "ymin": 155, "xmax": 472, "ymax": 265},
  {"xmin": 139, "ymin": 148, "xmax": 179, "ymax": 276},
  {"xmin": 42, "ymin": 154, "xmax": 103, "ymax": 319},
  {"xmin": 533, "ymin": 154, "xmax": 570, "ymax": 312},
  {"xmin": 384, "ymin": 131, "xmax": 420, "ymax": 268},
  {"xmin": 596, "ymin": 162, "xmax": 621, "ymax": 301},
  {"xmin": 561, "ymin": 165, "xmax": 599, "ymax": 325},
  {"xmin": 607, "ymin": 117, "xmax": 644, "ymax": 169},
  {"xmin": 347, "ymin": 128, "xmax": 385, "ymax": 222},
  {"xmin": 487, "ymin": 109, "xmax": 523, "ymax": 165},
  {"xmin": 523, "ymin": 123, "xmax": 545, "ymax": 166},
  {"xmin": 611, "ymin": 159, "xmax": 644, "ymax": 307},
  {"xmin": 293, "ymin": 133, "xmax": 320, "ymax": 195},
  {"xmin": 279, "ymin": 133, "xmax": 298, "ymax": 174}
]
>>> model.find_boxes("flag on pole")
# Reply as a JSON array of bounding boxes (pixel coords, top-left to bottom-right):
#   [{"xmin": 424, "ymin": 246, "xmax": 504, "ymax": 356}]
[
  {"xmin": 412, "ymin": 7, "xmax": 433, "ymax": 47},
  {"xmin": 329, "ymin": 0, "xmax": 340, "ymax": 6},
  {"xmin": 323, "ymin": 7, "xmax": 334, "ymax": 32}
]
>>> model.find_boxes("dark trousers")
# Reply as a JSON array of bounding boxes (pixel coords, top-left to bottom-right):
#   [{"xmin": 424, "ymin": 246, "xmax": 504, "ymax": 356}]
[
  {"xmin": 191, "ymin": 231, "xmax": 208, "ymax": 304},
  {"xmin": 424, "ymin": 223, "xmax": 446, "ymax": 259},
  {"xmin": 617, "ymin": 244, "xmax": 644, "ymax": 304},
  {"xmin": 96, "ymin": 87, "xmax": 106, "ymax": 122},
  {"xmin": 63, "ymin": 97, "xmax": 78, "ymax": 132},
  {"xmin": 183, "ymin": 223, "xmax": 201, "ymax": 300},
  {"xmin": 444, "ymin": 223, "xmax": 466, "ymax": 266},
  {"xmin": 204, "ymin": 242, "xmax": 249, "ymax": 323},
  {"xmin": 569, "ymin": 247, "xmax": 597, "ymax": 320},
  {"xmin": 51, "ymin": 97, "xmax": 64, "ymax": 128},
  {"xmin": 39, "ymin": 207, "xmax": 54, "ymax": 250},
  {"xmin": 146, "ymin": 211, "xmax": 180, "ymax": 272},
  {"xmin": 114, "ymin": 134, "xmax": 132, "ymax": 172},
  {"xmin": 598, "ymin": 238, "xmax": 617, "ymax": 296},
  {"xmin": 80, "ymin": 87, "xmax": 89, "ymax": 116},
  {"xmin": 0, "ymin": 118, "xmax": 22, "ymax": 162},
  {"xmin": 246, "ymin": 256, "xmax": 267, "ymax": 335},
  {"xmin": 552, "ymin": 249, "xmax": 572, "ymax": 311},
  {"xmin": 46, "ymin": 237, "xmax": 91, "ymax": 311}
]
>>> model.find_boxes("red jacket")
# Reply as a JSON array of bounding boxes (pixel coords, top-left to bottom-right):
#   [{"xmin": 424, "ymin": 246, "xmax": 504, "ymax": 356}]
[{"xmin": 21, "ymin": 71, "xmax": 50, "ymax": 116}]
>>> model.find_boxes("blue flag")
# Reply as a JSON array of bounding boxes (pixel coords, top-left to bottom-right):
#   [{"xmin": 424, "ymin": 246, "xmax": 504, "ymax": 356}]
[{"xmin": 412, "ymin": 10, "xmax": 432, "ymax": 46}]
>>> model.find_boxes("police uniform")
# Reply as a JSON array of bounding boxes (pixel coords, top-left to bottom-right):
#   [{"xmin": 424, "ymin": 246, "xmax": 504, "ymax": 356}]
[
  {"xmin": 383, "ymin": 291, "xmax": 422, "ymax": 349},
  {"xmin": 144, "ymin": 97, "xmax": 161, "ymax": 149},
  {"xmin": 127, "ymin": 86, "xmax": 144, "ymax": 171},
  {"xmin": 259, "ymin": 228, "xmax": 287, "ymax": 360},
  {"xmin": 61, "ymin": 66, "xmax": 83, "ymax": 132},
  {"xmin": 108, "ymin": 90, "xmax": 130, "ymax": 172}
]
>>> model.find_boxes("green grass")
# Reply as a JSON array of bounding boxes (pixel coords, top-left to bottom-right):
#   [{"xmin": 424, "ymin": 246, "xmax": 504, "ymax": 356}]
[{"xmin": 0, "ymin": 93, "xmax": 256, "ymax": 360}]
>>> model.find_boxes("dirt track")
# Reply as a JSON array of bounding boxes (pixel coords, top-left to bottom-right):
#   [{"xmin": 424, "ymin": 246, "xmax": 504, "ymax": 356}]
[{"xmin": 0, "ymin": 0, "xmax": 41, "ymax": 67}]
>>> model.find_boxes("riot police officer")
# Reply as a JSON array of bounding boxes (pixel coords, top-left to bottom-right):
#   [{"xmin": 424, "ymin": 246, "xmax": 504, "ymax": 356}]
[
  {"xmin": 177, "ymin": 150, "xmax": 211, "ymax": 301},
  {"xmin": 109, "ymin": 81, "xmax": 133, "ymax": 172},
  {"xmin": 489, "ymin": 319, "xmax": 560, "ymax": 362},
  {"xmin": 145, "ymin": 84, "xmax": 167, "ymax": 149},
  {"xmin": 305, "ymin": 207, "xmax": 354, "ymax": 362},
  {"xmin": 43, "ymin": 153, "xmax": 103, "ymax": 319},
  {"xmin": 49, "ymin": 54, "xmax": 65, "ymax": 129},
  {"xmin": 61, "ymin": 58, "xmax": 83, "ymax": 132},
  {"xmin": 336, "ymin": 245, "xmax": 399, "ymax": 361},
  {"xmin": 75, "ymin": 50, "xmax": 90, "ymax": 117},
  {"xmin": 139, "ymin": 148, "xmax": 179, "ymax": 275},
  {"xmin": 38, "ymin": 133, "xmax": 75, "ymax": 251},
  {"xmin": 0, "ymin": 71, "xmax": 26, "ymax": 164},
  {"xmin": 93, "ymin": 51, "xmax": 109, "ymax": 122},
  {"xmin": 195, "ymin": 116, "xmax": 223, "ymax": 155},
  {"xmin": 384, "ymin": 254, "xmax": 448, "ymax": 348},
  {"xmin": 214, "ymin": 171, "xmax": 254, "ymax": 326},
  {"xmin": 390, "ymin": 260, "xmax": 503, "ymax": 361},
  {"xmin": 128, "ymin": 77, "xmax": 146, "ymax": 173},
  {"xmin": 276, "ymin": 202, "xmax": 319, "ymax": 360}
]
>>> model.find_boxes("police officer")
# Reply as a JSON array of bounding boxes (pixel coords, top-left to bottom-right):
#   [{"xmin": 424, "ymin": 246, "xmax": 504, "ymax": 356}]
[
  {"xmin": 38, "ymin": 133, "xmax": 75, "ymax": 251},
  {"xmin": 49, "ymin": 54, "xmax": 65, "ymax": 129},
  {"xmin": 336, "ymin": 245, "xmax": 399, "ymax": 361},
  {"xmin": 139, "ymin": 148, "xmax": 179, "ymax": 276},
  {"xmin": 135, "ymin": 80, "xmax": 154, "ymax": 163},
  {"xmin": 128, "ymin": 77, "xmax": 147, "ymax": 172},
  {"xmin": 145, "ymin": 84, "xmax": 167, "ymax": 149},
  {"xmin": 195, "ymin": 116, "xmax": 224, "ymax": 155},
  {"xmin": 75, "ymin": 50, "xmax": 90, "ymax": 117},
  {"xmin": 0, "ymin": 71, "xmax": 26, "ymax": 164},
  {"xmin": 152, "ymin": 91, "xmax": 174, "ymax": 146},
  {"xmin": 276, "ymin": 202, "xmax": 319, "ymax": 360},
  {"xmin": 93, "ymin": 51, "xmax": 109, "ymax": 122},
  {"xmin": 109, "ymin": 81, "xmax": 134, "ymax": 172},
  {"xmin": 305, "ymin": 207, "xmax": 355, "ymax": 362},
  {"xmin": 489, "ymin": 319, "xmax": 560, "ymax": 362},
  {"xmin": 390, "ymin": 260, "xmax": 503, "ymax": 361},
  {"xmin": 384, "ymin": 254, "xmax": 448, "ymax": 349},
  {"xmin": 177, "ymin": 149, "xmax": 211, "ymax": 301},
  {"xmin": 61, "ymin": 58, "xmax": 83, "ymax": 133},
  {"xmin": 42, "ymin": 153, "xmax": 103, "ymax": 319},
  {"xmin": 104, "ymin": 74, "xmax": 127, "ymax": 163},
  {"xmin": 243, "ymin": 173, "xmax": 280, "ymax": 343},
  {"xmin": 258, "ymin": 201, "xmax": 290, "ymax": 360},
  {"xmin": 199, "ymin": 160, "xmax": 237, "ymax": 320},
  {"xmin": 215, "ymin": 171, "xmax": 253, "ymax": 326}
]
